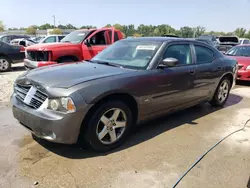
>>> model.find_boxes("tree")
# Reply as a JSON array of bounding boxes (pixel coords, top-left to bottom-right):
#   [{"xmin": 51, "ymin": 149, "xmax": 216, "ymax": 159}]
[
  {"xmin": 80, "ymin": 25, "xmax": 96, "ymax": 29},
  {"xmin": 234, "ymin": 28, "xmax": 247, "ymax": 37},
  {"xmin": 39, "ymin": 23, "xmax": 54, "ymax": 30},
  {"xmin": 0, "ymin": 21, "xmax": 4, "ymax": 32},
  {"xmin": 179, "ymin": 26, "xmax": 193, "ymax": 38},
  {"xmin": 194, "ymin": 26, "xmax": 206, "ymax": 37},
  {"xmin": 26, "ymin": 26, "xmax": 37, "ymax": 35},
  {"xmin": 49, "ymin": 28, "xmax": 63, "ymax": 35}
]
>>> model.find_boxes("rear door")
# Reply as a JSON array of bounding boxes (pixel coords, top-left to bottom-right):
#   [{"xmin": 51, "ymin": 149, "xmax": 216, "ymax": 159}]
[
  {"xmin": 192, "ymin": 44, "xmax": 222, "ymax": 99},
  {"xmin": 82, "ymin": 28, "xmax": 113, "ymax": 60}
]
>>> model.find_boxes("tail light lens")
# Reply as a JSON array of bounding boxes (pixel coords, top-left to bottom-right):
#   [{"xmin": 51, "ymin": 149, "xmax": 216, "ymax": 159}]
[{"xmin": 20, "ymin": 46, "xmax": 25, "ymax": 53}]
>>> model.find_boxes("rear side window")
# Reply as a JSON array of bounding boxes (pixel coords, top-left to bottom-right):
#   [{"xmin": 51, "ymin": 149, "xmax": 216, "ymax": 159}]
[
  {"xmin": 114, "ymin": 32, "xmax": 119, "ymax": 42},
  {"xmin": 243, "ymin": 40, "xmax": 250, "ymax": 44},
  {"xmin": 194, "ymin": 45, "xmax": 214, "ymax": 64},
  {"xmin": 58, "ymin": 36, "xmax": 65, "ymax": 41}
]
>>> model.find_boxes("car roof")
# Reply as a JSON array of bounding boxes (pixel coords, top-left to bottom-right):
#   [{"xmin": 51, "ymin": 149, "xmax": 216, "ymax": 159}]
[
  {"xmin": 124, "ymin": 37, "xmax": 211, "ymax": 45},
  {"xmin": 125, "ymin": 37, "xmax": 190, "ymax": 42}
]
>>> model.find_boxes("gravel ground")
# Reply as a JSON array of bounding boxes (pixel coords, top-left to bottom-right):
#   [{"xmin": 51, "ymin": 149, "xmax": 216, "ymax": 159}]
[{"xmin": 0, "ymin": 63, "xmax": 25, "ymax": 104}]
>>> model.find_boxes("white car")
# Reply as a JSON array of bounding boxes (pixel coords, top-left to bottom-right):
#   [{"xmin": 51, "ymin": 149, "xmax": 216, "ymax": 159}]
[
  {"xmin": 39, "ymin": 35, "xmax": 66, "ymax": 43},
  {"xmin": 10, "ymin": 38, "xmax": 36, "ymax": 47},
  {"xmin": 239, "ymin": 38, "xmax": 250, "ymax": 45}
]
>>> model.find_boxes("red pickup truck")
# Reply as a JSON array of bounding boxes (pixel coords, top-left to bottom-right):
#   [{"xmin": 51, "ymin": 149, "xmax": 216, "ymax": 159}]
[{"xmin": 24, "ymin": 27, "xmax": 124, "ymax": 69}]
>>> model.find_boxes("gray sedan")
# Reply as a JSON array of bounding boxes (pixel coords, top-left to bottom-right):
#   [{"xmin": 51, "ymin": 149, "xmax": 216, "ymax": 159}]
[{"xmin": 11, "ymin": 37, "xmax": 238, "ymax": 152}]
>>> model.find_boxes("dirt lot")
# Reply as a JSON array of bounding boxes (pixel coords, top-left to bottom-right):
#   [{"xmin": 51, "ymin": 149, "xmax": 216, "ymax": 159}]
[
  {"xmin": 0, "ymin": 65, "xmax": 250, "ymax": 188},
  {"xmin": 0, "ymin": 63, "xmax": 25, "ymax": 104}
]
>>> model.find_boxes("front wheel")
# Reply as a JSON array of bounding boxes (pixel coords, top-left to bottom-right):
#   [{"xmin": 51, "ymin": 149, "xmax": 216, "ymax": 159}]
[
  {"xmin": 210, "ymin": 77, "xmax": 231, "ymax": 107},
  {"xmin": 81, "ymin": 100, "xmax": 133, "ymax": 152}
]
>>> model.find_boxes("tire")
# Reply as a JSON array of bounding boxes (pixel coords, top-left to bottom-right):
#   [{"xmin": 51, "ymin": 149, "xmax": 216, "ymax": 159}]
[
  {"xmin": 0, "ymin": 56, "xmax": 11, "ymax": 72},
  {"xmin": 210, "ymin": 77, "xmax": 231, "ymax": 107},
  {"xmin": 80, "ymin": 100, "xmax": 133, "ymax": 152}
]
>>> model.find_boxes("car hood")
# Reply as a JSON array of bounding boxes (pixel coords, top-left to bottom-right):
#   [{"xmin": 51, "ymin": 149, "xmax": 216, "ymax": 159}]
[
  {"xmin": 25, "ymin": 42, "xmax": 79, "ymax": 51},
  {"xmin": 17, "ymin": 62, "xmax": 133, "ymax": 88},
  {"xmin": 227, "ymin": 56, "xmax": 250, "ymax": 66}
]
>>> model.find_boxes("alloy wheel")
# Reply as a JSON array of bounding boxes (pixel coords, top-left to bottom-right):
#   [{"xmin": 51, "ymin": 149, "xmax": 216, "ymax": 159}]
[
  {"xmin": 0, "ymin": 58, "xmax": 9, "ymax": 71},
  {"xmin": 96, "ymin": 108, "xmax": 127, "ymax": 145},
  {"xmin": 218, "ymin": 80, "xmax": 229, "ymax": 103}
]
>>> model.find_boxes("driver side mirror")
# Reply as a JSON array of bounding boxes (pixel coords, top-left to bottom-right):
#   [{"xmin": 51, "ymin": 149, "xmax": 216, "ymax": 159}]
[
  {"xmin": 158, "ymin": 57, "xmax": 178, "ymax": 68},
  {"xmin": 84, "ymin": 39, "xmax": 91, "ymax": 47}
]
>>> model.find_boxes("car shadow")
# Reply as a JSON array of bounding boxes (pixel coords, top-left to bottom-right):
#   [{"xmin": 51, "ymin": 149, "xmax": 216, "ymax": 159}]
[
  {"xmin": 34, "ymin": 93, "xmax": 243, "ymax": 159},
  {"xmin": 236, "ymin": 80, "xmax": 250, "ymax": 87},
  {"xmin": 11, "ymin": 65, "xmax": 26, "ymax": 72}
]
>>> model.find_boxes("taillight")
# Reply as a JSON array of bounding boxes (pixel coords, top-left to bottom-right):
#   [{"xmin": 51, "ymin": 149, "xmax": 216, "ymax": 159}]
[{"xmin": 20, "ymin": 46, "xmax": 25, "ymax": 53}]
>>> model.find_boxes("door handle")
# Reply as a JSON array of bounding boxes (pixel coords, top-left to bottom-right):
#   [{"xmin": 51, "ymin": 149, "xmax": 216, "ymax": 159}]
[{"xmin": 189, "ymin": 70, "xmax": 195, "ymax": 75}]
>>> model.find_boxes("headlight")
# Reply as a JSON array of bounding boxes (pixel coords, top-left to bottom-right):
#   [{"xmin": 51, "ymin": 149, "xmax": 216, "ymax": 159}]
[
  {"xmin": 246, "ymin": 65, "xmax": 250, "ymax": 70},
  {"xmin": 47, "ymin": 97, "xmax": 76, "ymax": 113}
]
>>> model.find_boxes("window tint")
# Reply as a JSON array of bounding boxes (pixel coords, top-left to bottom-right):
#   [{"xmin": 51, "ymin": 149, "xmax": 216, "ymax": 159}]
[
  {"xmin": 44, "ymin": 36, "xmax": 56, "ymax": 43},
  {"xmin": 243, "ymin": 40, "xmax": 250, "ymax": 44},
  {"xmin": 58, "ymin": 36, "xmax": 65, "ymax": 41},
  {"xmin": 194, "ymin": 45, "xmax": 214, "ymax": 64},
  {"xmin": 89, "ymin": 31, "xmax": 107, "ymax": 45},
  {"xmin": 163, "ymin": 44, "xmax": 192, "ymax": 65},
  {"xmin": 108, "ymin": 31, "xmax": 119, "ymax": 42},
  {"xmin": 114, "ymin": 32, "xmax": 119, "ymax": 42}
]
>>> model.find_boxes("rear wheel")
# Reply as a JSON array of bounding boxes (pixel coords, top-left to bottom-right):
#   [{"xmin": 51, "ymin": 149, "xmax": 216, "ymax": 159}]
[
  {"xmin": 210, "ymin": 77, "xmax": 231, "ymax": 107},
  {"xmin": 80, "ymin": 100, "xmax": 133, "ymax": 152},
  {"xmin": 0, "ymin": 56, "xmax": 11, "ymax": 72}
]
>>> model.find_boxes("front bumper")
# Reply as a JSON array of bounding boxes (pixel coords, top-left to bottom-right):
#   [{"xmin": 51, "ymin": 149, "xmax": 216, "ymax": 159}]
[
  {"xmin": 11, "ymin": 94, "xmax": 88, "ymax": 144},
  {"xmin": 237, "ymin": 70, "xmax": 250, "ymax": 81},
  {"xmin": 24, "ymin": 59, "xmax": 57, "ymax": 69}
]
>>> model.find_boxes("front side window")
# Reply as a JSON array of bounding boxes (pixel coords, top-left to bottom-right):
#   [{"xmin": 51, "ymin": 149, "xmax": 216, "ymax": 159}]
[
  {"xmin": 92, "ymin": 40, "xmax": 162, "ymax": 69},
  {"xmin": 163, "ymin": 44, "xmax": 192, "ymax": 65},
  {"xmin": 226, "ymin": 46, "xmax": 250, "ymax": 57},
  {"xmin": 44, "ymin": 36, "xmax": 56, "ymax": 43},
  {"xmin": 89, "ymin": 31, "xmax": 107, "ymax": 45},
  {"xmin": 194, "ymin": 45, "xmax": 214, "ymax": 64}
]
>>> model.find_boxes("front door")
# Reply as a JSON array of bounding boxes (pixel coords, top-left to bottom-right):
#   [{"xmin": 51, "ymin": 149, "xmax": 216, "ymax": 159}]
[
  {"xmin": 143, "ymin": 43, "xmax": 197, "ymax": 115},
  {"xmin": 82, "ymin": 29, "xmax": 113, "ymax": 60}
]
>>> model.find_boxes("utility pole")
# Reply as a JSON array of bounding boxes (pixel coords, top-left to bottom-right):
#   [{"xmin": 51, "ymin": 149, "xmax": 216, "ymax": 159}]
[{"xmin": 52, "ymin": 15, "xmax": 56, "ymax": 28}]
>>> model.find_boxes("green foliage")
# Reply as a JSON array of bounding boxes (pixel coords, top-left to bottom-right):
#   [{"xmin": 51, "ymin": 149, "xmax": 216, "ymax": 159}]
[
  {"xmin": 0, "ymin": 21, "xmax": 5, "ymax": 31},
  {"xmin": 4, "ymin": 22, "xmax": 250, "ymax": 39},
  {"xmin": 49, "ymin": 28, "xmax": 63, "ymax": 35},
  {"xmin": 26, "ymin": 26, "xmax": 37, "ymax": 35}
]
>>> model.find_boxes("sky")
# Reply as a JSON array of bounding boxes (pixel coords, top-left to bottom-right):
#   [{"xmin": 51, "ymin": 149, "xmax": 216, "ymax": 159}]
[{"xmin": 1, "ymin": 0, "xmax": 250, "ymax": 32}]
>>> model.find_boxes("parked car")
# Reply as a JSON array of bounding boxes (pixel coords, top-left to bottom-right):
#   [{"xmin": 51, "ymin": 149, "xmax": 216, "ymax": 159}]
[
  {"xmin": 12, "ymin": 37, "xmax": 237, "ymax": 151},
  {"xmin": 10, "ymin": 38, "xmax": 36, "ymax": 47},
  {"xmin": 225, "ymin": 44, "xmax": 250, "ymax": 81},
  {"xmin": 0, "ymin": 34, "xmax": 30, "ymax": 43},
  {"xmin": 39, "ymin": 35, "xmax": 65, "ymax": 44},
  {"xmin": 198, "ymin": 35, "xmax": 219, "ymax": 47},
  {"xmin": 31, "ymin": 36, "xmax": 45, "ymax": 43},
  {"xmin": 24, "ymin": 27, "xmax": 124, "ymax": 69},
  {"xmin": 216, "ymin": 36, "xmax": 239, "ymax": 53},
  {"xmin": 0, "ymin": 41, "xmax": 25, "ymax": 71},
  {"xmin": 239, "ymin": 38, "xmax": 250, "ymax": 45}
]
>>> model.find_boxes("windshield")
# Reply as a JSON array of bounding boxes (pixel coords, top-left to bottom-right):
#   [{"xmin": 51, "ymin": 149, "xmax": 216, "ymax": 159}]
[
  {"xmin": 61, "ymin": 30, "xmax": 92, "ymax": 44},
  {"xmin": 92, "ymin": 40, "xmax": 162, "ymax": 70},
  {"xmin": 226, "ymin": 46, "xmax": 250, "ymax": 57}
]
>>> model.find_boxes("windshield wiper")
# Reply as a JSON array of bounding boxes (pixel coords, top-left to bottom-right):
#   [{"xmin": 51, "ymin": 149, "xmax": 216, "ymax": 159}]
[{"xmin": 93, "ymin": 60, "xmax": 123, "ymax": 68}]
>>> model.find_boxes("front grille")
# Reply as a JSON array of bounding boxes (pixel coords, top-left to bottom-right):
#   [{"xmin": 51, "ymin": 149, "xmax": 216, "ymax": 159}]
[
  {"xmin": 15, "ymin": 84, "xmax": 48, "ymax": 109},
  {"xmin": 26, "ymin": 51, "xmax": 49, "ymax": 61}
]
